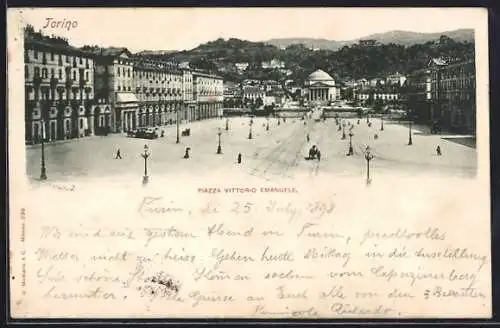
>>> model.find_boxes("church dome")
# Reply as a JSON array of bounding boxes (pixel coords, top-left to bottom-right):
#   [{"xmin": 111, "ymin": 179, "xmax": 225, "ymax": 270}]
[{"xmin": 307, "ymin": 69, "xmax": 334, "ymax": 81}]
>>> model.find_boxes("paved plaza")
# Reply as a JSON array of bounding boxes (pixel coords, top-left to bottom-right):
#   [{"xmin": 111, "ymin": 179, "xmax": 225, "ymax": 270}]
[{"xmin": 25, "ymin": 115, "xmax": 477, "ymax": 184}]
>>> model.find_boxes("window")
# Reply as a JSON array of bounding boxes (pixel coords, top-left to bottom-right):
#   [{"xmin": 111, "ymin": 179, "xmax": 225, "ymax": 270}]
[
  {"xmin": 42, "ymin": 68, "xmax": 48, "ymax": 79},
  {"xmin": 117, "ymin": 67, "xmax": 120, "ymax": 77},
  {"xmin": 117, "ymin": 85, "xmax": 121, "ymax": 91},
  {"xmin": 80, "ymin": 57, "xmax": 83, "ymax": 65},
  {"xmin": 51, "ymin": 68, "xmax": 55, "ymax": 78},
  {"xmin": 72, "ymin": 70, "xmax": 76, "ymax": 80},
  {"xmin": 34, "ymin": 51, "xmax": 38, "ymax": 59},
  {"xmin": 59, "ymin": 69, "xmax": 63, "ymax": 79},
  {"xmin": 25, "ymin": 65, "xmax": 29, "ymax": 78},
  {"xmin": 128, "ymin": 86, "xmax": 131, "ymax": 91},
  {"xmin": 85, "ymin": 71, "xmax": 89, "ymax": 81},
  {"xmin": 80, "ymin": 118, "xmax": 83, "ymax": 129},
  {"xmin": 66, "ymin": 55, "xmax": 70, "ymax": 63},
  {"xmin": 51, "ymin": 53, "xmax": 54, "ymax": 61},
  {"xmin": 34, "ymin": 66, "xmax": 40, "ymax": 77}
]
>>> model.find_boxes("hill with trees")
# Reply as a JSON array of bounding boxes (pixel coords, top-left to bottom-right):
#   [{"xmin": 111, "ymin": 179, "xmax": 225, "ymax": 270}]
[{"xmin": 137, "ymin": 34, "xmax": 475, "ymax": 84}]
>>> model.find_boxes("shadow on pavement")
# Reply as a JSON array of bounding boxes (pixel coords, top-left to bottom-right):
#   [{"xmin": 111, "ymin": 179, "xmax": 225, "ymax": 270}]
[{"xmin": 441, "ymin": 137, "xmax": 476, "ymax": 149}]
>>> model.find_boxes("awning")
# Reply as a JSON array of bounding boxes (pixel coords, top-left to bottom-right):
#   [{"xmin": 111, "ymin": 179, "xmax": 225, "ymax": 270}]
[{"xmin": 116, "ymin": 92, "xmax": 138, "ymax": 103}]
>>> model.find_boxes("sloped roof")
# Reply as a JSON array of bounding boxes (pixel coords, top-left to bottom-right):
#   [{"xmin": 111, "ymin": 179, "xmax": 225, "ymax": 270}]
[
  {"xmin": 83, "ymin": 46, "xmax": 132, "ymax": 58},
  {"xmin": 309, "ymin": 81, "xmax": 334, "ymax": 88}
]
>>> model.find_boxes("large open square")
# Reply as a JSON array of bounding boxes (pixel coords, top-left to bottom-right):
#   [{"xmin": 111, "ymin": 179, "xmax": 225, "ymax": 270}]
[{"xmin": 26, "ymin": 115, "xmax": 477, "ymax": 184}]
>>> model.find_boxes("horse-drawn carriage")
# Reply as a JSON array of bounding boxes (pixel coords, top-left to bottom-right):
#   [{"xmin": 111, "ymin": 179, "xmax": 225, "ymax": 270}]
[
  {"xmin": 430, "ymin": 121, "xmax": 442, "ymax": 134},
  {"xmin": 181, "ymin": 128, "xmax": 191, "ymax": 136},
  {"xmin": 306, "ymin": 145, "xmax": 321, "ymax": 161}
]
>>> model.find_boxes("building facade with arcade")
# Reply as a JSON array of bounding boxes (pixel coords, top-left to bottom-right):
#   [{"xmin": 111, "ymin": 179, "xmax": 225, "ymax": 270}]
[
  {"xmin": 24, "ymin": 27, "xmax": 111, "ymax": 145},
  {"xmin": 24, "ymin": 27, "xmax": 225, "ymax": 144}
]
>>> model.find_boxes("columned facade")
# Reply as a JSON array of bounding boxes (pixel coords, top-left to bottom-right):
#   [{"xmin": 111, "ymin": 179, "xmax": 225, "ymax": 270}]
[{"xmin": 304, "ymin": 69, "xmax": 338, "ymax": 105}]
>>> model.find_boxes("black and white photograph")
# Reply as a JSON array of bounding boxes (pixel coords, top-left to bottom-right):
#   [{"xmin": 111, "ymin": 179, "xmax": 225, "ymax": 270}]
[
  {"xmin": 19, "ymin": 9, "xmax": 480, "ymax": 184},
  {"xmin": 8, "ymin": 7, "xmax": 490, "ymax": 319}
]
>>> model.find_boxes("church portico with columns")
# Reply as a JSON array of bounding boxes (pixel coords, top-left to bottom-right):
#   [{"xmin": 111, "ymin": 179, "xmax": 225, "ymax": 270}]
[{"xmin": 304, "ymin": 69, "xmax": 338, "ymax": 104}]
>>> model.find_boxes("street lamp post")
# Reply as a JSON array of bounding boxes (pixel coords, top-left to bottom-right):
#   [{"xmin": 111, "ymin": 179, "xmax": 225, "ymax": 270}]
[
  {"xmin": 141, "ymin": 144, "xmax": 151, "ymax": 184},
  {"xmin": 176, "ymin": 108, "xmax": 180, "ymax": 144},
  {"xmin": 408, "ymin": 120, "xmax": 413, "ymax": 145},
  {"xmin": 40, "ymin": 119, "xmax": 47, "ymax": 180},
  {"xmin": 347, "ymin": 132, "xmax": 354, "ymax": 156},
  {"xmin": 380, "ymin": 115, "xmax": 384, "ymax": 131},
  {"xmin": 217, "ymin": 128, "xmax": 222, "ymax": 154},
  {"xmin": 248, "ymin": 119, "xmax": 253, "ymax": 139},
  {"xmin": 365, "ymin": 146, "xmax": 374, "ymax": 185}
]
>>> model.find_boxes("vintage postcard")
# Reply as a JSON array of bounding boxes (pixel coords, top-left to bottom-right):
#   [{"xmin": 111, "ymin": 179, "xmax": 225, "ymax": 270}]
[{"xmin": 8, "ymin": 7, "xmax": 490, "ymax": 319}]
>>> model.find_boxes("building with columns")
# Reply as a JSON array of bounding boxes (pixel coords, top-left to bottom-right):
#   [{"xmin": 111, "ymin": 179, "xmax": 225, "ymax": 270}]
[
  {"xmin": 24, "ymin": 27, "xmax": 225, "ymax": 145},
  {"xmin": 86, "ymin": 47, "xmax": 139, "ymax": 134},
  {"xmin": 24, "ymin": 26, "xmax": 109, "ymax": 144},
  {"xmin": 192, "ymin": 71, "xmax": 224, "ymax": 120},
  {"xmin": 133, "ymin": 59, "xmax": 183, "ymax": 130},
  {"xmin": 304, "ymin": 69, "xmax": 338, "ymax": 104}
]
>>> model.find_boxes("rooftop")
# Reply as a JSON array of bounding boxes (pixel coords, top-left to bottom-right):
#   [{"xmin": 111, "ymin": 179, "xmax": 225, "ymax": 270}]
[{"xmin": 307, "ymin": 69, "xmax": 334, "ymax": 81}]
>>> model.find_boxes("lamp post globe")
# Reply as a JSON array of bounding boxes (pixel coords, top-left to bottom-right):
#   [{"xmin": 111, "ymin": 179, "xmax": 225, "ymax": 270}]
[
  {"xmin": 365, "ymin": 146, "xmax": 374, "ymax": 185},
  {"xmin": 141, "ymin": 144, "xmax": 151, "ymax": 184}
]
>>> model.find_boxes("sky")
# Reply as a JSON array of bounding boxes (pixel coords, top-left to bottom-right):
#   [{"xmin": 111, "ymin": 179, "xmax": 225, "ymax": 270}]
[{"xmin": 11, "ymin": 7, "xmax": 484, "ymax": 53}]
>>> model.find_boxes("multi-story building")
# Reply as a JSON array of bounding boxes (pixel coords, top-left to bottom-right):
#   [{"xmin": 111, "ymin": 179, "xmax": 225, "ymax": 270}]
[
  {"xmin": 133, "ymin": 58, "xmax": 184, "ymax": 129},
  {"xmin": 24, "ymin": 27, "xmax": 105, "ymax": 144},
  {"xmin": 430, "ymin": 58, "xmax": 476, "ymax": 133},
  {"xmin": 405, "ymin": 68, "xmax": 432, "ymax": 123},
  {"xmin": 84, "ymin": 46, "xmax": 138, "ymax": 133},
  {"xmin": 192, "ymin": 71, "xmax": 224, "ymax": 120},
  {"xmin": 386, "ymin": 72, "xmax": 407, "ymax": 86},
  {"xmin": 356, "ymin": 90, "xmax": 400, "ymax": 102},
  {"xmin": 24, "ymin": 28, "xmax": 226, "ymax": 144},
  {"xmin": 243, "ymin": 86, "xmax": 265, "ymax": 102},
  {"xmin": 223, "ymin": 81, "xmax": 243, "ymax": 108},
  {"xmin": 261, "ymin": 59, "xmax": 286, "ymax": 69},
  {"xmin": 406, "ymin": 57, "xmax": 476, "ymax": 134}
]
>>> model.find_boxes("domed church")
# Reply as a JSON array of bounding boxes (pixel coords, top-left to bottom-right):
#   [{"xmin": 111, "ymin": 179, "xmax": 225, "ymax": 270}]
[{"xmin": 304, "ymin": 69, "xmax": 338, "ymax": 103}]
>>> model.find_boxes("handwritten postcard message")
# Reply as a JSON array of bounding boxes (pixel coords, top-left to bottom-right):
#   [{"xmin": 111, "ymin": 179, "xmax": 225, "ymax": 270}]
[{"xmin": 8, "ymin": 8, "xmax": 490, "ymax": 318}]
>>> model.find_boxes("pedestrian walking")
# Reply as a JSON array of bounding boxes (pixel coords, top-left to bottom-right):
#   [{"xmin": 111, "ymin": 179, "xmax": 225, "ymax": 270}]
[
  {"xmin": 237, "ymin": 153, "xmax": 242, "ymax": 164},
  {"xmin": 184, "ymin": 147, "xmax": 191, "ymax": 159},
  {"xmin": 115, "ymin": 148, "xmax": 122, "ymax": 159},
  {"xmin": 161, "ymin": 130, "xmax": 165, "ymax": 138},
  {"xmin": 436, "ymin": 145, "xmax": 442, "ymax": 156},
  {"xmin": 306, "ymin": 134, "xmax": 310, "ymax": 142},
  {"xmin": 317, "ymin": 149, "xmax": 321, "ymax": 162}
]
